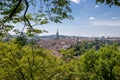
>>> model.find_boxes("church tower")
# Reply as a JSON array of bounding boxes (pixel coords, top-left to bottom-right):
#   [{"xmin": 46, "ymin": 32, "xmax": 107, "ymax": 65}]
[{"xmin": 56, "ymin": 29, "xmax": 59, "ymax": 40}]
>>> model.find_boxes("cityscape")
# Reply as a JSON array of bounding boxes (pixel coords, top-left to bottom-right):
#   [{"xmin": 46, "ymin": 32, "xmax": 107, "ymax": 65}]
[
  {"xmin": 38, "ymin": 29, "xmax": 120, "ymax": 56},
  {"xmin": 0, "ymin": 0, "xmax": 120, "ymax": 80}
]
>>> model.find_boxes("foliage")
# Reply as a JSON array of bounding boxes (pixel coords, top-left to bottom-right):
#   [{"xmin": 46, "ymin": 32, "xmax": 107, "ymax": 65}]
[
  {"xmin": 0, "ymin": 41, "xmax": 120, "ymax": 80},
  {"xmin": 13, "ymin": 35, "xmax": 27, "ymax": 47},
  {"xmin": 60, "ymin": 42, "xmax": 120, "ymax": 80},
  {"xmin": 79, "ymin": 45, "xmax": 120, "ymax": 80},
  {"xmin": 96, "ymin": 0, "xmax": 120, "ymax": 7},
  {"xmin": 0, "ymin": 42, "xmax": 61, "ymax": 80},
  {"xmin": 63, "ymin": 40, "xmax": 120, "ymax": 58},
  {"xmin": 60, "ymin": 48, "xmax": 76, "ymax": 61},
  {"xmin": 0, "ymin": 0, "xmax": 73, "ymax": 36}
]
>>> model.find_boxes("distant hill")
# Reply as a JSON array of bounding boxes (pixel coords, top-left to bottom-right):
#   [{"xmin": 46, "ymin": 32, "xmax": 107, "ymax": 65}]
[
  {"xmin": 39, "ymin": 35, "xmax": 88, "ymax": 40},
  {"xmin": 2, "ymin": 34, "xmax": 88, "ymax": 41}
]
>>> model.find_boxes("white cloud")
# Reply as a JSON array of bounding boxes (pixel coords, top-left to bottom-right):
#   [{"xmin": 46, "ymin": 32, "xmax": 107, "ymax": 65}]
[
  {"xmin": 89, "ymin": 17, "xmax": 95, "ymax": 20},
  {"xmin": 112, "ymin": 16, "xmax": 118, "ymax": 20},
  {"xmin": 71, "ymin": 0, "xmax": 80, "ymax": 4},
  {"xmin": 95, "ymin": 5, "xmax": 99, "ymax": 8},
  {"xmin": 90, "ymin": 20, "xmax": 120, "ymax": 26}
]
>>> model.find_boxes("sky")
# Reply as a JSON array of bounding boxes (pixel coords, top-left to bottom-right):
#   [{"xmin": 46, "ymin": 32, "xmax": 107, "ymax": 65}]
[{"xmin": 15, "ymin": 0, "xmax": 120, "ymax": 37}]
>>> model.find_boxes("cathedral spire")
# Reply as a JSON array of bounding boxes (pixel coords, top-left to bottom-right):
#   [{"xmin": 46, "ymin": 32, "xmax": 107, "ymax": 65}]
[{"xmin": 56, "ymin": 29, "xmax": 59, "ymax": 40}]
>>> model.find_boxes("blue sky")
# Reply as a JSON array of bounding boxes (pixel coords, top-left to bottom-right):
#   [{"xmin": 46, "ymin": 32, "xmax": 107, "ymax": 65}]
[
  {"xmin": 38, "ymin": 0, "xmax": 120, "ymax": 37},
  {"xmin": 14, "ymin": 0, "xmax": 120, "ymax": 37},
  {"xmin": 68, "ymin": 0, "xmax": 120, "ymax": 37}
]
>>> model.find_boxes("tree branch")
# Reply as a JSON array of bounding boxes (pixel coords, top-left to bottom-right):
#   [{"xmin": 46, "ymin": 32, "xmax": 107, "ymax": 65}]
[
  {"xmin": 9, "ymin": 0, "xmax": 23, "ymax": 19},
  {"xmin": 24, "ymin": 0, "xmax": 33, "ymax": 29}
]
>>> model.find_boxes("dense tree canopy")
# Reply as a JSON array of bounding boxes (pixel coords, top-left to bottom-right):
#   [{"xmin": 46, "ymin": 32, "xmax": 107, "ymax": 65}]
[{"xmin": 0, "ymin": 41, "xmax": 120, "ymax": 80}]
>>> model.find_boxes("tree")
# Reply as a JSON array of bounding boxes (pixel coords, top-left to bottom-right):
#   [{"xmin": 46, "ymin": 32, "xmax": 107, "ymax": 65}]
[
  {"xmin": 0, "ymin": 41, "xmax": 63, "ymax": 80},
  {"xmin": 13, "ymin": 35, "xmax": 27, "ymax": 47},
  {"xmin": 79, "ymin": 45, "xmax": 120, "ymax": 80},
  {"xmin": 96, "ymin": 0, "xmax": 120, "ymax": 7},
  {"xmin": 60, "ymin": 48, "xmax": 76, "ymax": 61},
  {"xmin": 0, "ymin": 0, "xmax": 73, "ymax": 36}
]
